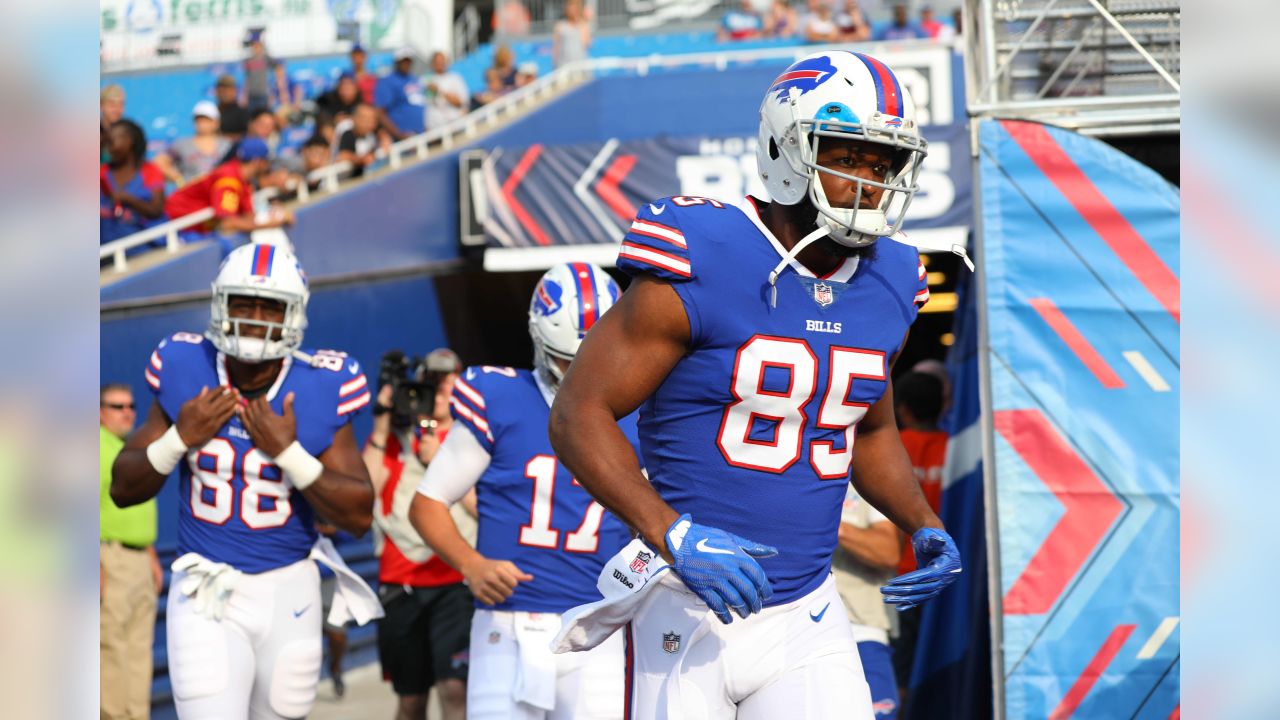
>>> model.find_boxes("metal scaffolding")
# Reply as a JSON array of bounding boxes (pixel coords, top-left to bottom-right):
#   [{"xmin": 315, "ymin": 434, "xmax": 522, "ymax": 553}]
[{"xmin": 964, "ymin": 0, "xmax": 1180, "ymax": 136}]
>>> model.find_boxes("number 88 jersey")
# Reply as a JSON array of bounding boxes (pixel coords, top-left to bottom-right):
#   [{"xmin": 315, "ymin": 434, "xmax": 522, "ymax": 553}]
[
  {"xmin": 145, "ymin": 333, "xmax": 371, "ymax": 573},
  {"xmin": 616, "ymin": 196, "xmax": 930, "ymax": 606}
]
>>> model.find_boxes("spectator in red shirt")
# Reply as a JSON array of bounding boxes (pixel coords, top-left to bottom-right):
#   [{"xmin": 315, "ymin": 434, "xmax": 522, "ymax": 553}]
[
  {"xmin": 100, "ymin": 119, "xmax": 167, "ymax": 244},
  {"xmin": 364, "ymin": 348, "xmax": 474, "ymax": 720},
  {"xmin": 350, "ymin": 44, "xmax": 378, "ymax": 105},
  {"xmin": 163, "ymin": 138, "xmax": 292, "ymax": 236}
]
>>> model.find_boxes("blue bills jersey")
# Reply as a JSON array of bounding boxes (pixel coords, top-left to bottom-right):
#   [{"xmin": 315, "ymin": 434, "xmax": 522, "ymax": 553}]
[
  {"xmin": 144, "ymin": 333, "xmax": 371, "ymax": 574},
  {"xmin": 450, "ymin": 366, "xmax": 641, "ymax": 613},
  {"xmin": 616, "ymin": 195, "xmax": 929, "ymax": 606}
]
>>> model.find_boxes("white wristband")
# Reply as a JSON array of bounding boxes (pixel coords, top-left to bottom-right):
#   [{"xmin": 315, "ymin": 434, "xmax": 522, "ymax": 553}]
[
  {"xmin": 275, "ymin": 441, "xmax": 324, "ymax": 491},
  {"xmin": 146, "ymin": 425, "xmax": 189, "ymax": 475}
]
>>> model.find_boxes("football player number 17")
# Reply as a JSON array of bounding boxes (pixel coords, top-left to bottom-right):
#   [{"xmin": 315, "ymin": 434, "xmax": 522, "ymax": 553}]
[
  {"xmin": 716, "ymin": 336, "xmax": 885, "ymax": 479},
  {"xmin": 519, "ymin": 455, "xmax": 605, "ymax": 553},
  {"xmin": 188, "ymin": 438, "xmax": 292, "ymax": 528}
]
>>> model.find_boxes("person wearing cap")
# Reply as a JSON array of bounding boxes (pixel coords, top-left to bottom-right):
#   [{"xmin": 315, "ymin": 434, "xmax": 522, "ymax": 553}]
[
  {"xmin": 363, "ymin": 347, "xmax": 474, "ymax": 720},
  {"xmin": 163, "ymin": 137, "xmax": 293, "ymax": 237},
  {"xmin": 349, "ymin": 43, "xmax": 377, "ymax": 104},
  {"xmin": 375, "ymin": 47, "xmax": 427, "ymax": 140},
  {"xmin": 155, "ymin": 100, "xmax": 233, "ymax": 186},
  {"xmin": 214, "ymin": 74, "xmax": 251, "ymax": 139}
]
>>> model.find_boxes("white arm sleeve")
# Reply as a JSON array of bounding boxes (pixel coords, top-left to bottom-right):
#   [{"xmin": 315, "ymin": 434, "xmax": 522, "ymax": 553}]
[{"xmin": 417, "ymin": 425, "xmax": 492, "ymax": 506}]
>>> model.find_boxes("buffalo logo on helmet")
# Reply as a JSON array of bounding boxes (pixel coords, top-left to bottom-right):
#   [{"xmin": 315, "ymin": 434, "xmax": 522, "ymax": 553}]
[
  {"xmin": 533, "ymin": 278, "xmax": 563, "ymax": 316},
  {"xmin": 769, "ymin": 54, "xmax": 839, "ymax": 103}
]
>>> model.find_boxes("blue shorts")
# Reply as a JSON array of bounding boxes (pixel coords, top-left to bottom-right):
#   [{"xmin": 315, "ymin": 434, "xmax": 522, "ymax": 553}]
[{"xmin": 858, "ymin": 640, "xmax": 900, "ymax": 719}]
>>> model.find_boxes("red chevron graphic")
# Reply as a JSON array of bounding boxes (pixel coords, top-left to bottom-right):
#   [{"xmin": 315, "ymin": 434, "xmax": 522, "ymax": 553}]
[
  {"xmin": 595, "ymin": 154, "xmax": 636, "ymax": 221},
  {"xmin": 501, "ymin": 144, "xmax": 552, "ymax": 246},
  {"xmin": 1049, "ymin": 623, "xmax": 1136, "ymax": 719},
  {"xmin": 1003, "ymin": 120, "xmax": 1180, "ymax": 322},
  {"xmin": 996, "ymin": 409, "xmax": 1123, "ymax": 615},
  {"xmin": 1029, "ymin": 297, "xmax": 1125, "ymax": 389}
]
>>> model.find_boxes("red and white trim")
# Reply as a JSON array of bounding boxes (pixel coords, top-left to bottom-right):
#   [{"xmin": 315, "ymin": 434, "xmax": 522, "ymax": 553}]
[
  {"xmin": 629, "ymin": 219, "xmax": 687, "ymax": 249},
  {"xmin": 339, "ymin": 374, "xmax": 367, "ymax": 398},
  {"xmin": 619, "ymin": 242, "xmax": 692, "ymax": 278},
  {"xmin": 149, "ymin": 351, "xmax": 163, "ymax": 372},
  {"xmin": 144, "ymin": 368, "xmax": 160, "ymax": 389},
  {"xmin": 454, "ymin": 376, "xmax": 486, "ymax": 409},
  {"xmin": 914, "ymin": 288, "xmax": 931, "ymax": 307},
  {"xmin": 337, "ymin": 391, "xmax": 371, "ymax": 416},
  {"xmin": 450, "ymin": 397, "xmax": 494, "ymax": 442}
]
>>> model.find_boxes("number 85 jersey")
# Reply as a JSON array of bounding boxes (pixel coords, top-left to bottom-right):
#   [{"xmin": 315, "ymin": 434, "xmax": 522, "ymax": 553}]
[
  {"xmin": 616, "ymin": 196, "xmax": 930, "ymax": 606},
  {"xmin": 145, "ymin": 333, "xmax": 371, "ymax": 573}
]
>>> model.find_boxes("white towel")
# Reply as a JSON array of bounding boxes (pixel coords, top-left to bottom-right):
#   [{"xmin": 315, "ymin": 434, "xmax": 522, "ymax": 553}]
[
  {"xmin": 171, "ymin": 552, "xmax": 242, "ymax": 621},
  {"xmin": 512, "ymin": 612, "xmax": 560, "ymax": 711},
  {"xmin": 309, "ymin": 537, "xmax": 385, "ymax": 626},
  {"xmin": 552, "ymin": 538, "xmax": 673, "ymax": 654}
]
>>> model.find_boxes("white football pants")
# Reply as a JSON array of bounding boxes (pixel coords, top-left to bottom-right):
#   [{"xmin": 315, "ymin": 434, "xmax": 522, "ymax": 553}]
[
  {"xmin": 468, "ymin": 608, "xmax": 626, "ymax": 720},
  {"xmin": 166, "ymin": 558, "xmax": 322, "ymax": 719},
  {"xmin": 626, "ymin": 573, "xmax": 873, "ymax": 720}
]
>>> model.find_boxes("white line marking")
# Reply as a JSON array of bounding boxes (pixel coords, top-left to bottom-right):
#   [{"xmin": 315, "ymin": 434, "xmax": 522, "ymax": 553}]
[
  {"xmin": 1136, "ymin": 617, "xmax": 1179, "ymax": 659},
  {"xmin": 1123, "ymin": 351, "xmax": 1171, "ymax": 392},
  {"xmin": 573, "ymin": 138, "xmax": 624, "ymax": 241}
]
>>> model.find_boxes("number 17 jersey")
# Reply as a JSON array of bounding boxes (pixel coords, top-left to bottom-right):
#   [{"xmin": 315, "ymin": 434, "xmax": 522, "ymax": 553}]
[
  {"xmin": 616, "ymin": 196, "xmax": 929, "ymax": 606},
  {"xmin": 449, "ymin": 365, "xmax": 642, "ymax": 613}
]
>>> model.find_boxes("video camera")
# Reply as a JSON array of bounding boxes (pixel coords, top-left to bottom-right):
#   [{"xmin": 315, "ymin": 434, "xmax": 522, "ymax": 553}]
[{"xmin": 378, "ymin": 350, "xmax": 437, "ymax": 429}]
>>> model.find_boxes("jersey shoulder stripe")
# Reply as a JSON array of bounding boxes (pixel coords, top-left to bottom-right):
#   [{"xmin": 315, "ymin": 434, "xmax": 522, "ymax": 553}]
[
  {"xmin": 913, "ymin": 256, "xmax": 930, "ymax": 309},
  {"xmin": 296, "ymin": 349, "xmax": 371, "ymax": 420},
  {"xmin": 450, "ymin": 366, "xmax": 504, "ymax": 451},
  {"xmin": 146, "ymin": 332, "xmax": 213, "ymax": 395},
  {"xmin": 616, "ymin": 198, "xmax": 696, "ymax": 281}
]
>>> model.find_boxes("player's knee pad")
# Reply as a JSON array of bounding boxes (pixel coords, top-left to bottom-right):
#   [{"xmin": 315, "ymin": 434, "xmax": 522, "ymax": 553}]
[
  {"xmin": 168, "ymin": 615, "xmax": 231, "ymax": 702},
  {"xmin": 267, "ymin": 639, "xmax": 321, "ymax": 718}
]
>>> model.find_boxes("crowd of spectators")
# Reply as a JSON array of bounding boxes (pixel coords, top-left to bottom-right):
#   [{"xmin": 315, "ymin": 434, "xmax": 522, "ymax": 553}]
[
  {"xmin": 100, "ymin": 31, "xmax": 494, "ymax": 254},
  {"xmin": 101, "ymin": 1, "xmax": 957, "ymax": 254},
  {"xmin": 718, "ymin": 0, "xmax": 961, "ymax": 44}
]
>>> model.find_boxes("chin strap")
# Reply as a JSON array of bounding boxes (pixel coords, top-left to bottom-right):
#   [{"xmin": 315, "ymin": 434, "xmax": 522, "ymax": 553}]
[
  {"xmin": 767, "ymin": 226, "xmax": 833, "ymax": 308},
  {"xmin": 890, "ymin": 231, "xmax": 975, "ymax": 272}
]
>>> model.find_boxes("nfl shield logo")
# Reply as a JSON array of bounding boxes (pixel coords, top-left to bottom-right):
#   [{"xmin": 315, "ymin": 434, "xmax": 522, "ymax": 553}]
[
  {"xmin": 488, "ymin": 631, "xmax": 501, "ymax": 644},
  {"xmin": 629, "ymin": 551, "xmax": 652, "ymax": 573},
  {"xmin": 662, "ymin": 632, "xmax": 681, "ymax": 654},
  {"xmin": 813, "ymin": 282, "xmax": 834, "ymax": 307}
]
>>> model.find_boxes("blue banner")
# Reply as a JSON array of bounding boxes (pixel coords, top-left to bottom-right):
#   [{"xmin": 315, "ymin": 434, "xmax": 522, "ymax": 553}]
[{"xmin": 978, "ymin": 119, "xmax": 1179, "ymax": 719}]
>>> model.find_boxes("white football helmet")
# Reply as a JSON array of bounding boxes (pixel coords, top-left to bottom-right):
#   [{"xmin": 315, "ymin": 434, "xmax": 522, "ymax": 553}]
[
  {"xmin": 528, "ymin": 262, "xmax": 620, "ymax": 392},
  {"xmin": 206, "ymin": 243, "xmax": 310, "ymax": 362},
  {"xmin": 756, "ymin": 50, "xmax": 926, "ymax": 247}
]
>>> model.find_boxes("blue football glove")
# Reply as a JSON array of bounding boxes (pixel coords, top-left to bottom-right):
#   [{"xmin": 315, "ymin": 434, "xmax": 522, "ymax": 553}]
[
  {"xmin": 665, "ymin": 513, "xmax": 777, "ymax": 624},
  {"xmin": 880, "ymin": 527, "xmax": 962, "ymax": 611}
]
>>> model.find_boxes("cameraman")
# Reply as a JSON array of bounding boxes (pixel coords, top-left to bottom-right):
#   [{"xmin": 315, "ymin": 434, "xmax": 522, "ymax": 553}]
[{"xmin": 364, "ymin": 348, "xmax": 476, "ymax": 720}]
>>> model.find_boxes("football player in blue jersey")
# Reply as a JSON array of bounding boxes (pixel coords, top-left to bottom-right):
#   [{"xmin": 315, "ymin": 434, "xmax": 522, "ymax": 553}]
[
  {"xmin": 548, "ymin": 51, "xmax": 964, "ymax": 719},
  {"xmin": 111, "ymin": 243, "xmax": 378, "ymax": 719},
  {"xmin": 409, "ymin": 262, "xmax": 641, "ymax": 720}
]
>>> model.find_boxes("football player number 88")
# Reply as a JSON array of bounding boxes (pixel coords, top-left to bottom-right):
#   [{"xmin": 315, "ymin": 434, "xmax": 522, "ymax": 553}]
[
  {"xmin": 188, "ymin": 438, "xmax": 293, "ymax": 528},
  {"xmin": 716, "ymin": 336, "xmax": 885, "ymax": 478}
]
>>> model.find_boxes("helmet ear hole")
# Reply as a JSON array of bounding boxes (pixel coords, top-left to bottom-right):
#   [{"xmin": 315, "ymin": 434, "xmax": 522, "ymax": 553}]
[{"xmin": 768, "ymin": 137, "xmax": 780, "ymax": 161}]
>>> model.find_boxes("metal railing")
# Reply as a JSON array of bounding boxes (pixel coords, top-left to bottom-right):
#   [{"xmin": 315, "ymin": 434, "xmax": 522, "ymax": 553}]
[
  {"xmin": 98, "ymin": 162, "xmax": 354, "ymax": 274},
  {"xmin": 966, "ymin": 0, "xmax": 1180, "ymax": 134}
]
